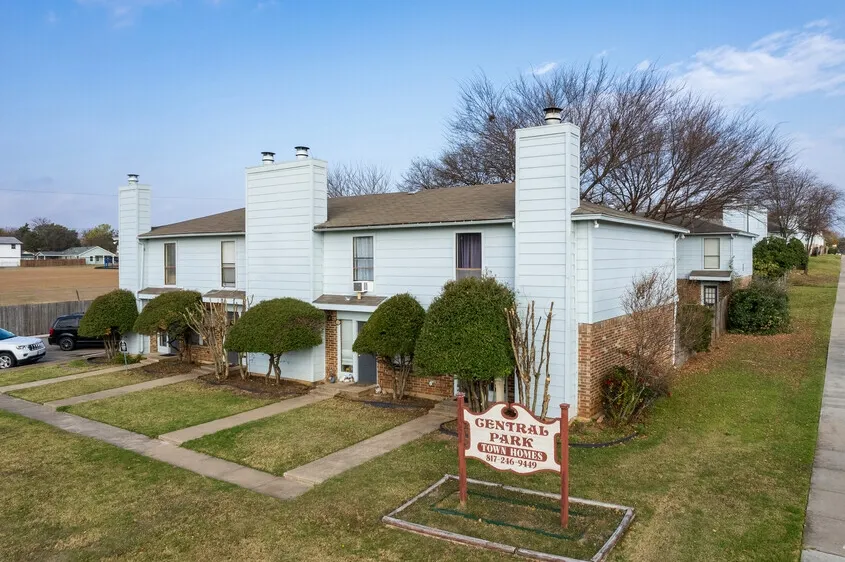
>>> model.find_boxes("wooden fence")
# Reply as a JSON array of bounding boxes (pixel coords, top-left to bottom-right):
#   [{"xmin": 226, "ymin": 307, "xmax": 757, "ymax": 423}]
[
  {"xmin": 21, "ymin": 259, "xmax": 87, "ymax": 267},
  {"xmin": 0, "ymin": 300, "xmax": 92, "ymax": 336},
  {"xmin": 712, "ymin": 296, "xmax": 729, "ymax": 339}
]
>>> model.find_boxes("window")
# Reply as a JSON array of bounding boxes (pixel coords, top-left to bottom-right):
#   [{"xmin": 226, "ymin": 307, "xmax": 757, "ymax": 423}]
[
  {"xmin": 703, "ymin": 238, "xmax": 720, "ymax": 269},
  {"xmin": 89, "ymin": 256, "xmax": 94, "ymax": 263},
  {"xmin": 353, "ymin": 236, "xmax": 374, "ymax": 282},
  {"xmin": 164, "ymin": 242, "xmax": 176, "ymax": 285},
  {"xmin": 221, "ymin": 241, "xmax": 236, "ymax": 287},
  {"xmin": 703, "ymin": 285, "xmax": 718, "ymax": 306},
  {"xmin": 456, "ymin": 233, "xmax": 482, "ymax": 279},
  {"xmin": 10, "ymin": 244, "xmax": 15, "ymax": 250}
]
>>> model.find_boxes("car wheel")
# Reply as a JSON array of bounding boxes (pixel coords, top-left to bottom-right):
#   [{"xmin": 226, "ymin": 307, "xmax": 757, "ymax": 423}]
[
  {"xmin": 0, "ymin": 352, "xmax": 15, "ymax": 370},
  {"xmin": 59, "ymin": 337, "xmax": 75, "ymax": 351}
]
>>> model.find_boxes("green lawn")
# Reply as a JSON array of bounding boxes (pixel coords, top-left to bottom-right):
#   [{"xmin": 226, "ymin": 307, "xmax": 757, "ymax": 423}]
[
  {"xmin": 62, "ymin": 381, "xmax": 276, "ymax": 437},
  {"xmin": 185, "ymin": 397, "xmax": 425, "ymax": 475},
  {"xmin": 0, "ymin": 256, "xmax": 837, "ymax": 561},
  {"xmin": 0, "ymin": 359, "xmax": 104, "ymax": 387},
  {"xmin": 8, "ymin": 371, "xmax": 156, "ymax": 404}
]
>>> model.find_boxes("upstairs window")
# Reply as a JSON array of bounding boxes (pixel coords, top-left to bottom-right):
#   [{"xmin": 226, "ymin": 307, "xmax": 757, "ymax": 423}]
[
  {"xmin": 353, "ymin": 236, "xmax": 374, "ymax": 282},
  {"xmin": 164, "ymin": 242, "xmax": 177, "ymax": 285},
  {"xmin": 10, "ymin": 244, "xmax": 15, "ymax": 250},
  {"xmin": 221, "ymin": 241, "xmax": 236, "ymax": 287},
  {"xmin": 703, "ymin": 238, "xmax": 720, "ymax": 270},
  {"xmin": 456, "ymin": 233, "xmax": 482, "ymax": 279}
]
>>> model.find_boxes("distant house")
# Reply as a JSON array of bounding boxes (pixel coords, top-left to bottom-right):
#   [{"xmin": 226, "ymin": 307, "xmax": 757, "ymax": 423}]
[
  {"xmin": 35, "ymin": 246, "xmax": 117, "ymax": 264},
  {"xmin": 0, "ymin": 237, "xmax": 22, "ymax": 267}
]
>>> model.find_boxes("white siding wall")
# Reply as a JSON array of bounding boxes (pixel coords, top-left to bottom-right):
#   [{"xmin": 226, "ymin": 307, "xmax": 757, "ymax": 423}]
[
  {"xmin": 676, "ymin": 235, "xmax": 733, "ymax": 276},
  {"xmin": 141, "ymin": 236, "xmax": 246, "ymax": 293},
  {"xmin": 245, "ymin": 158, "xmax": 328, "ymax": 383},
  {"xmin": 723, "ymin": 208, "xmax": 768, "ymax": 240},
  {"xmin": 0, "ymin": 243, "xmax": 21, "ymax": 267},
  {"xmin": 591, "ymin": 223, "xmax": 677, "ymax": 323},
  {"xmin": 574, "ymin": 222, "xmax": 590, "ymax": 324},
  {"xmin": 118, "ymin": 183, "xmax": 151, "ymax": 354},
  {"xmin": 732, "ymin": 235, "xmax": 754, "ymax": 277},
  {"xmin": 514, "ymin": 121, "xmax": 580, "ymax": 419},
  {"xmin": 322, "ymin": 224, "xmax": 515, "ymax": 308}
]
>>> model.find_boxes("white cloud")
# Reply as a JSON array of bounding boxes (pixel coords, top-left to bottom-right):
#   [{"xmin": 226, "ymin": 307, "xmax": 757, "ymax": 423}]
[
  {"xmin": 76, "ymin": 0, "xmax": 174, "ymax": 27},
  {"xmin": 595, "ymin": 49, "xmax": 610, "ymax": 59},
  {"xmin": 675, "ymin": 23, "xmax": 845, "ymax": 105},
  {"xmin": 635, "ymin": 59, "xmax": 651, "ymax": 71},
  {"xmin": 45, "ymin": 10, "xmax": 59, "ymax": 25},
  {"xmin": 530, "ymin": 62, "xmax": 558, "ymax": 76}
]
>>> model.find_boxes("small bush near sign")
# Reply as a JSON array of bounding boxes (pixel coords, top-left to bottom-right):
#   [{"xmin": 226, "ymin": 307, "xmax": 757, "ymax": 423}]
[
  {"xmin": 728, "ymin": 280, "xmax": 790, "ymax": 335},
  {"xmin": 383, "ymin": 475, "xmax": 634, "ymax": 562}
]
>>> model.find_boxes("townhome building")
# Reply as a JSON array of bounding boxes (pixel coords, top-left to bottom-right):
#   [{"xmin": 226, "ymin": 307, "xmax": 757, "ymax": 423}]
[
  {"xmin": 118, "ymin": 111, "xmax": 689, "ymax": 419},
  {"xmin": 0, "ymin": 237, "xmax": 22, "ymax": 267}
]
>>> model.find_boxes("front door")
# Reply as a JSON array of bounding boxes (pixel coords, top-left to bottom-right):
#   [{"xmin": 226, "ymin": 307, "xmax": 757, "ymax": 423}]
[
  {"xmin": 157, "ymin": 332, "xmax": 171, "ymax": 355},
  {"xmin": 356, "ymin": 321, "xmax": 378, "ymax": 384}
]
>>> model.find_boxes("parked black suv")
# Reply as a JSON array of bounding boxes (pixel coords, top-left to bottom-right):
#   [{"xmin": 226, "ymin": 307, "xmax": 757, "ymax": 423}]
[{"xmin": 48, "ymin": 313, "xmax": 104, "ymax": 351}]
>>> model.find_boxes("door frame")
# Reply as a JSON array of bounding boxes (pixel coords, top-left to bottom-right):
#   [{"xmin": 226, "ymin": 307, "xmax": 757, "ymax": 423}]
[
  {"xmin": 337, "ymin": 311, "xmax": 372, "ymax": 383},
  {"xmin": 157, "ymin": 331, "xmax": 171, "ymax": 355}
]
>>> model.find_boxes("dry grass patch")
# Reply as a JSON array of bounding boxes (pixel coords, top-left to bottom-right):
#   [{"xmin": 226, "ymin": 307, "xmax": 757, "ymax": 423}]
[
  {"xmin": 0, "ymin": 359, "xmax": 103, "ymax": 387},
  {"xmin": 8, "ymin": 371, "xmax": 155, "ymax": 403},
  {"xmin": 0, "ymin": 266, "xmax": 117, "ymax": 305}
]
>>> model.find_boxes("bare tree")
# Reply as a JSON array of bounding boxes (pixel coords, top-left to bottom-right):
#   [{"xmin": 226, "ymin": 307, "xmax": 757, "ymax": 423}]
[
  {"xmin": 182, "ymin": 297, "xmax": 247, "ymax": 381},
  {"xmin": 798, "ymin": 182, "xmax": 843, "ymax": 272},
  {"xmin": 400, "ymin": 63, "xmax": 790, "ymax": 220},
  {"xmin": 759, "ymin": 167, "xmax": 816, "ymax": 238},
  {"xmin": 327, "ymin": 163, "xmax": 393, "ymax": 198},
  {"xmin": 506, "ymin": 301, "xmax": 554, "ymax": 418}
]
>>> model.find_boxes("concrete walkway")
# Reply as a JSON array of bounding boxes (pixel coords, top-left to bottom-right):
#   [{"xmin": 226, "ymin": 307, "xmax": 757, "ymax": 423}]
[
  {"xmin": 0, "ymin": 359, "xmax": 157, "ymax": 394},
  {"xmin": 159, "ymin": 390, "xmax": 336, "ymax": 445},
  {"xmin": 46, "ymin": 366, "xmax": 213, "ymax": 408},
  {"xmin": 0, "ymin": 393, "xmax": 310, "ymax": 500},
  {"xmin": 803, "ymin": 259, "xmax": 845, "ymax": 561},
  {"xmin": 284, "ymin": 409, "xmax": 455, "ymax": 486}
]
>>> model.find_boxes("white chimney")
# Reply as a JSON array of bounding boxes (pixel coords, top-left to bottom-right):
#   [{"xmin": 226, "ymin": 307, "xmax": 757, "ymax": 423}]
[
  {"xmin": 295, "ymin": 146, "xmax": 310, "ymax": 160},
  {"xmin": 261, "ymin": 152, "xmax": 275, "ymax": 166},
  {"xmin": 127, "ymin": 174, "xmax": 139, "ymax": 185},
  {"xmin": 118, "ymin": 174, "xmax": 151, "ymax": 355},
  {"xmin": 544, "ymin": 106, "xmax": 563, "ymax": 125}
]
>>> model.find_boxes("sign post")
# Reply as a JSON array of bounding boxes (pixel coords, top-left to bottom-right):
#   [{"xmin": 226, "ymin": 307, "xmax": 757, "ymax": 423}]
[
  {"xmin": 119, "ymin": 339, "xmax": 128, "ymax": 367},
  {"xmin": 456, "ymin": 394, "xmax": 570, "ymax": 528}
]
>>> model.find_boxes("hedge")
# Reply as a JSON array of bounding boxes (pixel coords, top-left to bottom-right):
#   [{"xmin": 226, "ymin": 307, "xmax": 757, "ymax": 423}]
[
  {"xmin": 727, "ymin": 280, "xmax": 790, "ymax": 335},
  {"xmin": 78, "ymin": 289, "xmax": 138, "ymax": 359}
]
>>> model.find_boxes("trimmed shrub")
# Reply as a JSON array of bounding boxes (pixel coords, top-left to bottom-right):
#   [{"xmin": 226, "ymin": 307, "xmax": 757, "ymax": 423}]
[
  {"xmin": 788, "ymin": 238, "xmax": 808, "ymax": 271},
  {"xmin": 415, "ymin": 276, "xmax": 515, "ymax": 411},
  {"xmin": 727, "ymin": 280, "xmax": 790, "ymax": 335},
  {"xmin": 677, "ymin": 303, "xmax": 714, "ymax": 353},
  {"xmin": 753, "ymin": 237, "xmax": 798, "ymax": 278},
  {"xmin": 79, "ymin": 289, "xmax": 138, "ymax": 359},
  {"xmin": 225, "ymin": 297, "xmax": 324, "ymax": 384},
  {"xmin": 602, "ymin": 366, "xmax": 659, "ymax": 425},
  {"xmin": 133, "ymin": 290, "xmax": 203, "ymax": 361},
  {"xmin": 353, "ymin": 293, "xmax": 425, "ymax": 400}
]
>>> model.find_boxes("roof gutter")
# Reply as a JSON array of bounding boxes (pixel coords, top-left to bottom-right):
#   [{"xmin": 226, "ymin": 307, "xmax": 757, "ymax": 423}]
[
  {"xmin": 312, "ymin": 301, "xmax": 380, "ymax": 313},
  {"xmin": 571, "ymin": 214, "xmax": 688, "ymax": 234},
  {"xmin": 313, "ymin": 218, "xmax": 514, "ymax": 232},
  {"xmin": 683, "ymin": 231, "xmax": 755, "ymax": 238},
  {"xmin": 138, "ymin": 231, "xmax": 246, "ymax": 240}
]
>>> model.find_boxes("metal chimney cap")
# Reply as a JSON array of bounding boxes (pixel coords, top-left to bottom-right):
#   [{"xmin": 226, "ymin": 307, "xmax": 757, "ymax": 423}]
[
  {"xmin": 543, "ymin": 106, "xmax": 563, "ymax": 124},
  {"xmin": 294, "ymin": 146, "xmax": 310, "ymax": 160},
  {"xmin": 261, "ymin": 151, "xmax": 275, "ymax": 165},
  {"xmin": 127, "ymin": 174, "xmax": 139, "ymax": 184}
]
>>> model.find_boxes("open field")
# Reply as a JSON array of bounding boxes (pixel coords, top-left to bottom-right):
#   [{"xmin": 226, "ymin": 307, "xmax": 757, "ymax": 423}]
[
  {"xmin": 0, "ymin": 256, "xmax": 837, "ymax": 561},
  {"xmin": 0, "ymin": 266, "xmax": 117, "ymax": 305}
]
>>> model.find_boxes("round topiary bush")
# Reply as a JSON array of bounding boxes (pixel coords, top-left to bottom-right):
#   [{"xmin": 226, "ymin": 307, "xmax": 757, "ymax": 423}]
[
  {"xmin": 353, "ymin": 293, "xmax": 425, "ymax": 400},
  {"xmin": 727, "ymin": 280, "xmax": 790, "ymax": 335},
  {"xmin": 225, "ymin": 297, "xmax": 324, "ymax": 384},
  {"xmin": 414, "ymin": 276, "xmax": 515, "ymax": 411},
  {"xmin": 133, "ymin": 290, "xmax": 203, "ymax": 361},
  {"xmin": 79, "ymin": 289, "xmax": 138, "ymax": 359},
  {"xmin": 753, "ymin": 237, "xmax": 798, "ymax": 278},
  {"xmin": 788, "ymin": 238, "xmax": 808, "ymax": 271}
]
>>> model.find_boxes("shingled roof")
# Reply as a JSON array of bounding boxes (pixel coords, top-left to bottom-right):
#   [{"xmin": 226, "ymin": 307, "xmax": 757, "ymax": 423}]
[
  {"xmin": 138, "ymin": 183, "xmax": 684, "ymax": 236},
  {"xmin": 664, "ymin": 216, "xmax": 753, "ymax": 236},
  {"xmin": 139, "ymin": 208, "xmax": 246, "ymax": 238}
]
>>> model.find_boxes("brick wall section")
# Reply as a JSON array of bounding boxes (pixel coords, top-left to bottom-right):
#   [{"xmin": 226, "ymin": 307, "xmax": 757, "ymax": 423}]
[
  {"xmin": 377, "ymin": 358, "xmax": 453, "ymax": 400},
  {"xmin": 149, "ymin": 335, "xmax": 157, "ymax": 354},
  {"xmin": 324, "ymin": 311, "xmax": 337, "ymax": 382},
  {"xmin": 577, "ymin": 306, "xmax": 674, "ymax": 419},
  {"xmin": 191, "ymin": 343, "xmax": 213, "ymax": 364}
]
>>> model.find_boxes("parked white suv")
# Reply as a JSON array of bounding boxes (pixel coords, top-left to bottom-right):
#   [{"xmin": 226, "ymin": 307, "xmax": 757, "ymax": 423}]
[{"xmin": 0, "ymin": 328, "xmax": 46, "ymax": 369}]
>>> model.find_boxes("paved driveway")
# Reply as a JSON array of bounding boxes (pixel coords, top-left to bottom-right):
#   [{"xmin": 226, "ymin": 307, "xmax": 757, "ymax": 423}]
[{"xmin": 36, "ymin": 338, "xmax": 103, "ymax": 366}]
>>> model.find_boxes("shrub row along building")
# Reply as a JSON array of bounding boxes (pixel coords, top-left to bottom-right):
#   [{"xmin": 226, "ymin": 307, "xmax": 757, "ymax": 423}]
[{"xmin": 118, "ymin": 111, "xmax": 765, "ymax": 419}]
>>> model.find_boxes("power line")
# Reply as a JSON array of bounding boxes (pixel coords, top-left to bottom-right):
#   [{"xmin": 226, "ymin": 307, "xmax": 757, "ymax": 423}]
[{"xmin": 0, "ymin": 187, "xmax": 242, "ymax": 201}]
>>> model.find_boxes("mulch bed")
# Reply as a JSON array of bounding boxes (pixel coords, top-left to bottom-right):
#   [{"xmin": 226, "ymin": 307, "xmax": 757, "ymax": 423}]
[
  {"xmin": 141, "ymin": 360, "xmax": 196, "ymax": 378},
  {"xmin": 198, "ymin": 373, "xmax": 312, "ymax": 400},
  {"xmin": 344, "ymin": 388, "xmax": 438, "ymax": 410}
]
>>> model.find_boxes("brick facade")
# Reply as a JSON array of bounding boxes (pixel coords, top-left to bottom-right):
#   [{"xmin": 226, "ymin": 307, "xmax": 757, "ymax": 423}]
[
  {"xmin": 324, "ymin": 311, "xmax": 338, "ymax": 382},
  {"xmin": 577, "ymin": 306, "xmax": 674, "ymax": 419},
  {"xmin": 376, "ymin": 358, "xmax": 454, "ymax": 400}
]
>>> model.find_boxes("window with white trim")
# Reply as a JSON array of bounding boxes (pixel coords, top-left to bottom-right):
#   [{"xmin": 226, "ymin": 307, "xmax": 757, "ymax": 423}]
[
  {"xmin": 221, "ymin": 241, "xmax": 236, "ymax": 287},
  {"xmin": 164, "ymin": 242, "xmax": 176, "ymax": 285},
  {"xmin": 353, "ymin": 236, "xmax": 374, "ymax": 282},
  {"xmin": 456, "ymin": 233, "xmax": 482, "ymax": 279},
  {"xmin": 703, "ymin": 285, "xmax": 718, "ymax": 306},
  {"xmin": 703, "ymin": 238, "xmax": 720, "ymax": 269}
]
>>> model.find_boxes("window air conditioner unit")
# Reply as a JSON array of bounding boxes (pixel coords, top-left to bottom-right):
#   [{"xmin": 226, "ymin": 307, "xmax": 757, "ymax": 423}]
[{"xmin": 353, "ymin": 281, "xmax": 372, "ymax": 294}]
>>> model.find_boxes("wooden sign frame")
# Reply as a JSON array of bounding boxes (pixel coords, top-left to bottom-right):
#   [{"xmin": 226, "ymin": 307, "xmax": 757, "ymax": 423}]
[{"xmin": 457, "ymin": 394, "xmax": 570, "ymax": 527}]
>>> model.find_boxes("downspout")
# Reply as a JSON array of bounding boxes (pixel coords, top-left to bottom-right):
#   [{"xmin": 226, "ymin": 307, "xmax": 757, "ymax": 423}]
[{"xmin": 673, "ymin": 233, "xmax": 680, "ymax": 365}]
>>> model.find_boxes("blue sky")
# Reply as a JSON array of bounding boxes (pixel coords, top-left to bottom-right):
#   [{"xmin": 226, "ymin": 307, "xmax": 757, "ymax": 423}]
[{"xmin": 1, "ymin": 0, "xmax": 844, "ymax": 231}]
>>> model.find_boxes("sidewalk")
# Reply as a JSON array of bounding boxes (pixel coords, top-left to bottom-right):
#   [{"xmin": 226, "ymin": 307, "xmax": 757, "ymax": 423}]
[
  {"xmin": 0, "ymin": 358, "xmax": 157, "ymax": 394},
  {"xmin": 0, "ymin": 393, "xmax": 310, "ymax": 500},
  {"xmin": 803, "ymin": 259, "xmax": 845, "ymax": 561}
]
